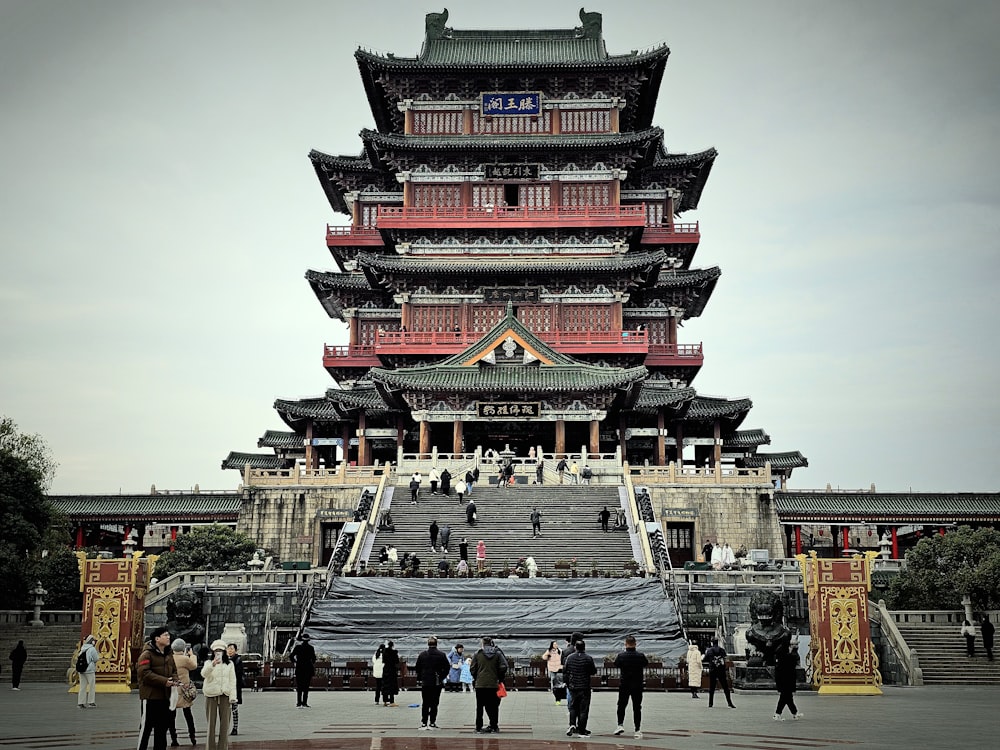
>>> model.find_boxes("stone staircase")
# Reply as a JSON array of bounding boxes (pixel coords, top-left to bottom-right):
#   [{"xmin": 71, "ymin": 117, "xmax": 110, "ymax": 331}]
[
  {"xmin": 365, "ymin": 483, "xmax": 638, "ymax": 575},
  {"xmin": 893, "ymin": 621, "xmax": 1000, "ymax": 684},
  {"xmin": 0, "ymin": 624, "xmax": 81, "ymax": 683}
]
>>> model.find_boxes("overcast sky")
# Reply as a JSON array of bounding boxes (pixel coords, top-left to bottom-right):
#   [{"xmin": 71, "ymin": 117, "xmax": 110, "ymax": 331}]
[{"xmin": 2, "ymin": 0, "xmax": 998, "ymax": 495}]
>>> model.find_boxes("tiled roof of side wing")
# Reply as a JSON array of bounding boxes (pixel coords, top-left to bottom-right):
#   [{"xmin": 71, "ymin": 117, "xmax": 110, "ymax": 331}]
[
  {"xmin": 361, "ymin": 127, "xmax": 663, "ymax": 151},
  {"xmin": 274, "ymin": 397, "xmax": 344, "ymax": 420},
  {"xmin": 774, "ymin": 492, "xmax": 1000, "ymax": 519},
  {"xmin": 743, "ymin": 451, "xmax": 808, "ymax": 469},
  {"xmin": 633, "ymin": 385, "xmax": 697, "ymax": 411},
  {"xmin": 257, "ymin": 430, "xmax": 304, "ymax": 449},
  {"xmin": 370, "ymin": 363, "xmax": 647, "ymax": 392},
  {"xmin": 309, "ymin": 149, "xmax": 377, "ymax": 171},
  {"xmin": 358, "ymin": 250, "xmax": 665, "ymax": 276},
  {"xmin": 306, "ymin": 270, "xmax": 372, "ymax": 290},
  {"xmin": 686, "ymin": 396, "xmax": 753, "ymax": 420},
  {"xmin": 221, "ymin": 452, "xmax": 288, "ymax": 471},
  {"xmin": 653, "ymin": 267, "xmax": 722, "ymax": 288},
  {"xmin": 49, "ymin": 493, "xmax": 242, "ymax": 518},
  {"xmin": 725, "ymin": 429, "xmax": 771, "ymax": 448},
  {"xmin": 326, "ymin": 387, "xmax": 389, "ymax": 411},
  {"xmin": 356, "ymin": 35, "xmax": 669, "ymax": 68}
]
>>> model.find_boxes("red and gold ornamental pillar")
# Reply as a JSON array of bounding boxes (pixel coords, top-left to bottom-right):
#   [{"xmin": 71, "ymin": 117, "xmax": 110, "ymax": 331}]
[
  {"xmin": 73, "ymin": 552, "xmax": 158, "ymax": 693},
  {"xmin": 796, "ymin": 551, "xmax": 882, "ymax": 695}
]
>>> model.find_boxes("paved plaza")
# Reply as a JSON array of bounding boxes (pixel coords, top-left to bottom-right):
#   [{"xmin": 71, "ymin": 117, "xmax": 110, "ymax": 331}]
[{"xmin": 0, "ymin": 684, "xmax": 996, "ymax": 750}]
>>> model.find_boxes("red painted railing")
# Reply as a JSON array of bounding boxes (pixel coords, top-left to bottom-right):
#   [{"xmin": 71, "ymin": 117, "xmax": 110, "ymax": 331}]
[
  {"xmin": 376, "ymin": 204, "xmax": 647, "ymax": 226},
  {"xmin": 325, "ymin": 226, "xmax": 383, "ymax": 245}
]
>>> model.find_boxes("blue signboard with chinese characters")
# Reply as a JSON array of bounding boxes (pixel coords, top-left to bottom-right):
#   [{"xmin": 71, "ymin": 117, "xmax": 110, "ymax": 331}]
[{"xmin": 481, "ymin": 91, "xmax": 542, "ymax": 116}]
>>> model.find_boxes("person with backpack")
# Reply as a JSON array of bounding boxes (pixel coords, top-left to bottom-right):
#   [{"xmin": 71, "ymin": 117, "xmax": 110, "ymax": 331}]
[
  {"xmin": 76, "ymin": 635, "xmax": 99, "ymax": 708},
  {"xmin": 556, "ymin": 457, "xmax": 568, "ymax": 484},
  {"xmin": 704, "ymin": 638, "xmax": 736, "ymax": 708}
]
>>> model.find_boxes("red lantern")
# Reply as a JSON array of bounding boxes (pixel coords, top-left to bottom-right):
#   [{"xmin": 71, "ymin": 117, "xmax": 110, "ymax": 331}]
[
  {"xmin": 868, "ymin": 530, "xmax": 873, "ymax": 537},
  {"xmin": 818, "ymin": 529, "xmax": 824, "ymax": 536}
]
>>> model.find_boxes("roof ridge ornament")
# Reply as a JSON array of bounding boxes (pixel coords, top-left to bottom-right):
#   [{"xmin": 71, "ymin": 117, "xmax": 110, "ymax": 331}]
[
  {"xmin": 426, "ymin": 9, "xmax": 450, "ymax": 41},
  {"xmin": 579, "ymin": 8, "xmax": 602, "ymax": 39}
]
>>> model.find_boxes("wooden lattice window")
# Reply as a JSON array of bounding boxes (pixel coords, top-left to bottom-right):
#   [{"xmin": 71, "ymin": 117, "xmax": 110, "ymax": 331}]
[
  {"xmin": 360, "ymin": 204, "xmax": 379, "ymax": 228},
  {"xmin": 517, "ymin": 305, "xmax": 554, "ymax": 332},
  {"xmin": 667, "ymin": 525, "xmax": 692, "ymax": 549},
  {"xmin": 562, "ymin": 304, "xmax": 612, "ymax": 331},
  {"xmin": 645, "ymin": 202, "xmax": 665, "ymax": 227},
  {"xmin": 520, "ymin": 184, "xmax": 551, "ymax": 209},
  {"xmin": 472, "ymin": 185, "xmax": 506, "ymax": 208},
  {"xmin": 358, "ymin": 320, "xmax": 382, "ymax": 346},
  {"xmin": 472, "ymin": 111, "xmax": 551, "ymax": 135},
  {"xmin": 413, "ymin": 184, "xmax": 462, "ymax": 208},
  {"xmin": 471, "ymin": 305, "xmax": 506, "ymax": 332},
  {"xmin": 644, "ymin": 318, "xmax": 668, "ymax": 345},
  {"xmin": 559, "ymin": 109, "xmax": 611, "ymax": 134},
  {"xmin": 561, "ymin": 183, "xmax": 610, "ymax": 207},
  {"xmin": 412, "ymin": 306, "xmax": 461, "ymax": 332},
  {"xmin": 412, "ymin": 111, "xmax": 464, "ymax": 135}
]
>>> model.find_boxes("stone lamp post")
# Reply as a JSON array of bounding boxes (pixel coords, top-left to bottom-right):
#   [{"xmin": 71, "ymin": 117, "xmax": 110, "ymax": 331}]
[
  {"xmin": 247, "ymin": 552, "xmax": 265, "ymax": 571},
  {"xmin": 123, "ymin": 530, "xmax": 137, "ymax": 559},
  {"xmin": 30, "ymin": 581, "xmax": 47, "ymax": 627},
  {"xmin": 878, "ymin": 532, "xmax": 891, "ymax": 560}
]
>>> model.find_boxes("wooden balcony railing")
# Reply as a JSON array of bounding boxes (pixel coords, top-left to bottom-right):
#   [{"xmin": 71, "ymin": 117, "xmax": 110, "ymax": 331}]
[
  {"xmin": 325, "ymin": 226, "xmax": 383, "ymax": 246},
  {"xmin": 323, "ymin": 334, "xmax": 703, "ymax": 365},
  {"xmin": 376, "ymin": 203, "xmax": 647, "ymax": 228}
]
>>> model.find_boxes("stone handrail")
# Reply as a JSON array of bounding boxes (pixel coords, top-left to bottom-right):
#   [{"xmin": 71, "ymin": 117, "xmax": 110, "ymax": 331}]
[
  {"xmin": 622, "ymin": 465, "xmax": 655, "ymax": 574},
  {"xmin": 631, "ymin": 462, "xmax": 772, "ymax": 486},
  {"xmin": 244, "ymin": 463, "xmax": 390, "ymax": 487},
  {"xmin": 875, "ymin": 599, "xmax": 923, "ymax": 686},
  {"xmin": 145, "ymin": 570, "xmax": 325, "ymax": 607},
  {"xmin": 344, "ymin": 472, "xmax": 391, "ymax": 574},
  {"xmin": 672, "ymin": 568, "xmax": 804, "ymax": 592}
]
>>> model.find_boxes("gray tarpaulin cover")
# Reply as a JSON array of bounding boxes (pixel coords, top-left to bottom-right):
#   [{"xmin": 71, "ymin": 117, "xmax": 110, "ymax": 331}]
[{"xmin": 305, "ymin": 577, "xmax": 685, "ymax": 663}]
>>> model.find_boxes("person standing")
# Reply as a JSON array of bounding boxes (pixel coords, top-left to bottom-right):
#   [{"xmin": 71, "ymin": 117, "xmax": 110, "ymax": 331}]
[
  {"xmin": 563, "ymin": 638, "xmax": 597, "ymax": 737},
  {"xmin": 459, "ymin": 538, "xmax": 469, "ymax": 565},
  {"xmin": 961, "ymin": 619, "xmax": 977, "ymax": 657},
  {"xmin": 415, "ymin": 636, "xmax": 450, "ymax": 729},
  {"xmin": 613, "ymin": 635, "xmax": 648, "ymax": 739},
  {"xmin": 290, "ymin": 634, "xmax": 316, "ymax": 708},
  {"xmin": 721, "ymin": 543, "xmax": 736, "ymax": 569},
  {"xmin": 772, "ymin": 643, "xmax": 801, "ymax": 721},
  {"xmin": 470, "ymin": 637, "xmax": 507, "ymax": 734},
  {"xmin": 371, "ymin": 643, "xmax": 385, "ymax": 705},
  {"xmin": 535, "ymin": 458, "xmax": 544, "ymax": 484},
  {"xmin": 599, "ymin": 506, "xmax": 611, "ymax": 533},
  {"xmin": 980, "ymin": 615, "xmax": 995, "ymax": 661},
  {"xmin": 446, "ymin": 643, "xmax": 464, "ymax": 693},
  {"xmin": 701, "ymin": 538, "xmax": 714, "ymax": 563},
  {"xmin": 440, "ymin": 468, "xmax": 452, "ymax": 497},
  {"xmin": 9, "ymin": 640, "xmax": 26, "ymax": 690},
  {"xmin": 569, "ymin": 461, "xmax": 580, "ymax": 484},
  {"xmin": 704, "ymin": 638, "xmax": 735, "ymax": 708},
  {"xmin": 429, "ymin": 520, "xmax": 440, "ymax": 553},
  {"xmin": 77, "ymin": 634, "xmax": 99, "ymax": 708},
  {"xmin": 531, "ymin": 507, "xmax": 542, "ymax": 537},
  {"xmin": 201, "ymin": 639, "xmax": 236, "ymax": 750},
  {"xmin": 137, "ymin": 626, "xmax": 178, "ymax": 750},
  {"xmin": 556, "ymin": 457, "xmax": 568, "ymax": 484},
  {"xmin": 685, "ymin": 641, "xmax": 703, "ymax": 699},
  {"xmin": 409, "ymin": 475, "xmax": 420, "ymax": 504},
  {"xmin": 466, "ymin": 499, "xmax": 477, "ymax": 525},
  {"xmin": 455, "ymin": 477, "xmax": 468, "ymax": 503},
  {"xmin": 429, "ymin": 467, "xmax": 440, "ymax": 495},
  {"xmin": 226, "ymin": 644, "xmax": 243, "ymax": 736},
  {"xmin": 541, "ymin": 640, "xmax": 563, "ymax": 704},
  {"xmin": 581, "ymin": 465, "xmax": 592, "ymax": 485},
  {"xmin": 381, "ymin": 641, "xmax": 400, "ymax": 707},
  {"xmin": 169, "ymin": 639, "xmax": 198, "ymax": 746},
  {"xmin": 464, "ymin": 469, "xmax": 475, "ymax": 496},
  {"xmin": 476, "ymin": 540, "xmax": 487, "ymax": 573}
]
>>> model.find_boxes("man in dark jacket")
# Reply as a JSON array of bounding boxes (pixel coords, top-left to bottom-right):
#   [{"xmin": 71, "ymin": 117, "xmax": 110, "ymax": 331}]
[
  {"xmin": 137, "ymin": 626, "xmax": 178, "ymax": 750},
  {"xmin": 613, "ymin": 635, "xmax": 649, "ymax": 739},
  {"xmin": 563, "ymin": 638, "xmax": 597, "ymax": 737},
  {"xmin": 704, "ymin": 638, "xmax": 735, "ymax": 708},
  {"xmin": 981, "ymin": 615, "xmax": 995, "ymax": 661},
  {"xmin": 227, "ymin": 643, "xmax": 244, "ymax": 735},
  {"xmin": 290, "ymin": 633, "xmax": 316, "ymax": 708},
  {"xmin": 414, "ymin": 636, "xmax": 451, "ymax": 729},
  {"xmin": 470, "ymin": 637, "xmax": 508, "ymax": 733}
]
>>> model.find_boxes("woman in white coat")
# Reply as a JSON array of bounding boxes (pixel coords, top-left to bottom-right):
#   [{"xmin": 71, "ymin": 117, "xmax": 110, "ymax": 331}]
[
  {"xmin": 686, "ymin": 641, "xmax": 703, "ymax": 698},
  {"xmin": 201, "ymin": 639, "xmax": 237, "ymax": 750},
  {"xmin": 372, "ymin": 643, "xmax": 386, "ymax": 704}
]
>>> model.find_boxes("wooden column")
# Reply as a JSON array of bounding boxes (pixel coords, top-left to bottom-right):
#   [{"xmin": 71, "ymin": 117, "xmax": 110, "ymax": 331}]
[
  {"xmin": 357, "ymin": 412, "xmax": 368, "ymax": 466},
  {"xmin": 795, "ymin": 525, "xmax": 802, "ymax": 555},
  {"xmin": 347, "ymin": 312, "xmax": 359, "ymax": 346},
  {"xmin": 341, "ymin": 424, "xmax": 351, "ymax": 464},
  {"xmin": 610, "ymin": 105, "xmax": 619, "ymax": 133},
  {"xmin": 612, "ymin": 297, "xmax": 623, "ymax": 331},
  {"xmin": 404, "ymin": 108, "xmax": 413, "ymax": 135},
  {"xmin": 75, "ymin": 526, "xmax": 85, "ymax": 549},
  {"xmin": 555, "ymin": 419, "xmax": 566, "ymax": 455},
  {"xmin": 589, "ymin": 419, "xmax": 600, "ymax": 455},
  {"xmin": 656, "ymin": 410, "xmax": 666, "ymax": 465},
  {"xmin": 675, "ymin": 423, "xmax": 684, "ymax": 467},
  {"xmin": 551, "ymin": 107, "xmax": 561, "ymax": 135},
  {"xmin": 842, "ymin": 526, "xmax": 850, "ymax": 552},
  {"xmin": 395, "ymin": 415, "xmax": 406, "ymax": 450},
  {"xmin": 169, "ymin": 526, "xmax": 177, "ymax": 552},
  {"xmin": 419, "ymin": 420, "xmax": 430, "ymax": 456},
  {"xmin": 667, "ymin": 314, "xmax": 678, "ymax": 347},
  {"xmin": 890, "ymin": 527, "xmax": 899, "ymax": 559},
  {"xmin": 453, "ymin": 419, "xmax": 464, "ymax": 454},
  {"xmin": 713, "ymin": 420, "xmax": 722, "ymax": 467},
  {"xmin": 463, "ymin": 108, "xmax": 473, "ymax": 135},
  {"xmin": 305, "ymin": 419, "xmax": 315, "ymax": 470}
]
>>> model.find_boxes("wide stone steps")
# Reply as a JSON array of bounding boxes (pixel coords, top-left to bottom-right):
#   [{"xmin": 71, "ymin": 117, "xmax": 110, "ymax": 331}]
[
  {"xmin": 367, "ymin": 484, "xmax": 636, "ymax": 574},
  {"xmin": 893, "ymin": 622, "xmax": 1000, "ymax": 684},
  {"xmin": 0, "ymin": 624, "xmax": 82, "ymax": 683}
]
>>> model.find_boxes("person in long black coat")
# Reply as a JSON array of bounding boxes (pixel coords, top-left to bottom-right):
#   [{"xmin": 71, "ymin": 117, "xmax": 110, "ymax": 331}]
[
  {"xmin": 980, "ymin": 615, "xmax": 995, "ymax": 661},
  {"xmin": 290, "ymin": 634, "xmax": 316, "ymax": 708},
  {"xmin": 772, "ymin": 644, "xmax": 800, "ymax": 720},
  {"xmin": 381, "ymin": 642, "xmax": 400, "ymax": 706},
  {"xmin": 440, "ymin": 469, "xmax": 452, "ymax": 497}
]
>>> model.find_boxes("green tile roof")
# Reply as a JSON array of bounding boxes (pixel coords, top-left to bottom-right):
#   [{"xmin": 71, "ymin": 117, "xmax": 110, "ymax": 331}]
[
  {"xmin": 774, "ymin": 492, "xmax": 1000, "ymax": 522},
  {"xmin": 326, "ymin": 386, "xmax": 390, "ymax": 412},
  {"xmin": 633, "ymin": 384, "xmax": 696, "ymax": 413},
  {"xmin": 743, "ymin": 451, "xmax": 808, "ymax": 470},
  {"xmin": 257, "ymin": 431, "xmax": 304, "ymax": 449},
  {"xmin": 49, "ymin": 493, "xmax": 242, "ymax": 522},
  {"xmin": 361, "ymin": 127, "xmax": 662, "ymax": 152},
  {"xmin": 274, "ymin": 396, "xmax": 346, "ymax": 425},
  {"xmin": 654, "ymin": 267, "xmax": 721, "ymax": 288},
  {"xmin": 724, "ymin": 429, "xmax": 771, "ymax": 448},
  {"xmin": 221, "ymin": 452, "xmax": 288, "ymax": 471},
  {"xmin": 687, "ymin": 396, "xmax": 753, "ymax": 421},
  {"xmin": 358, "ymin": 250, "xmax": 665, "ymax": 278},
  {"xmin": 371, "ymin": 362, "xmax": 647, "ymax": 393}
]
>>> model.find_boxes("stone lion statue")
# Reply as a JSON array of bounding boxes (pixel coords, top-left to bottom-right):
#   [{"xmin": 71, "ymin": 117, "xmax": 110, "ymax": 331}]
[
  {"xmin": 165, "ymin": 591, "xmax": 206, "ymax": 651},
  {"xmin": 745, "ymin": 590, "xmax": 791, "ymax": 666}
]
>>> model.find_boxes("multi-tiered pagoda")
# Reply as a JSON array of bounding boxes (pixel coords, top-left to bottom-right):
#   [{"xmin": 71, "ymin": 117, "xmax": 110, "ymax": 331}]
[{"xmin": 223, "ymin": 8, "xmax": 806, "ymax": 481}]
